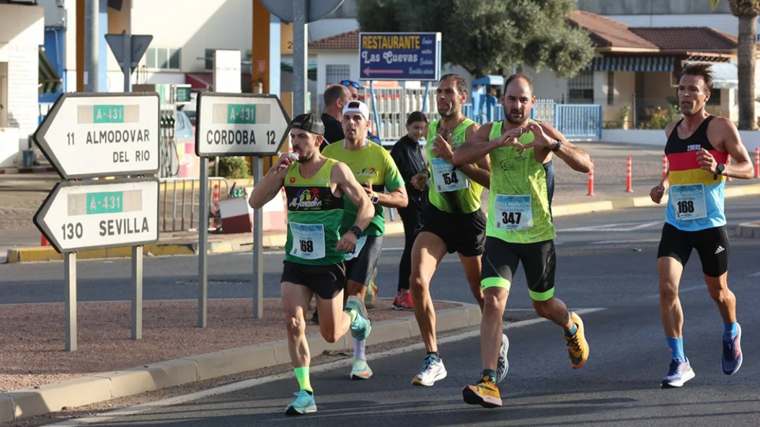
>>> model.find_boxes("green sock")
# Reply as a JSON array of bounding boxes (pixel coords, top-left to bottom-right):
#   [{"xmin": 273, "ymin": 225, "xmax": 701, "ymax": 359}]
[{"xmin": 294, "ymin": 366, "xmax": 313, "ymax": 393}]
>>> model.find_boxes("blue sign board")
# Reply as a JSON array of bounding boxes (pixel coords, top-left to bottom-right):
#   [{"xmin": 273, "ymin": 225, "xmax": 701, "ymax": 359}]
[{"xmin": 359, "ymin": 32, "xmax": 442, "ymax": 81}]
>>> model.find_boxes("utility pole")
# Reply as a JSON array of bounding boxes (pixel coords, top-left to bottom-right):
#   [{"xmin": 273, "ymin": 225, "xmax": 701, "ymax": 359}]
[{"xmin": 84, "ymin": 0, "xmax": 99, "ymax": 92}]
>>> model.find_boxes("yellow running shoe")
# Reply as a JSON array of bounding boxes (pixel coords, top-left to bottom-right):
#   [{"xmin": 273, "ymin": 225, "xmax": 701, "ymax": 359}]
[
  {"xmin": 365, "ymin": 280, "xmax": 378, "ymax": 309},
  {"xmin": 566, "ymin": 312, "xmax": 589, "ymax": 369},
  {"xmin": 461, "ymin": 376, "xmax": 502, "ymax": 408}
]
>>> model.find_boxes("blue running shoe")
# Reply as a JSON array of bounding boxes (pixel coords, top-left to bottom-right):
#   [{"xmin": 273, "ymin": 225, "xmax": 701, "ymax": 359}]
[
  {"xmin": 345, "ymin": 296, "xmax": 371, "ymax": 341},
  {"xmin": 661, "ymin": 358, "xmax": 695, "ymax": 388},
  {"xmin": 722, "ymin": 323, "xmax": 743, "ymax": 375},
  {"xmin": 285, "ymin": 390, "xmax": 316, "ymax": 415}
]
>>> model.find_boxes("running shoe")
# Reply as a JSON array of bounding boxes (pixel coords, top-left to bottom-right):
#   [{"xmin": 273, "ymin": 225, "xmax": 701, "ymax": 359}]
[
  {"xmin": 566, "ymin": 312, "xmax": 589, "ymax": 369},
  {"xmin": 345, "ymin": 296, "xmax": 371, "ymax": 341},
  {"xmin": 285, "ymin": 390, "xmax": 317, "ymax": 415},
  {"xmin": 661, "ymin": 358, "xmax": 695, "ymax": 388},
  {"xmin": 722, "ymin": 323, "xmax": 743, "ymax": 375},
  {"xmin": 350, "ymin": 358, "xmax": 373, "ymax": 380},
  {"xmin": 462, "ymin": 375, "xmax": 502, "ymax": 408},
  {"xmin": 496, "ymin": 333, "xmax": 509, "ymax": 383},
  {"xmin": 365, "ymin": 281, "xmax": 378, "ymax": 309},
  {"xmin": 393, "ymin": 293, "xmax": 414, "ymax": 311},
  {"xmin": 411, "ymin": 354, "xmax": 447, "ymax": 386}
]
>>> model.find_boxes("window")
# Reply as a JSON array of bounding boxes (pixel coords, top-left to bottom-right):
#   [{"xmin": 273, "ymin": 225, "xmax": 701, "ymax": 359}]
[
  {"xmin": 146, "ymin": 47, "xmax": 181, "ymax": 70},
  {"xmin": 326, "ymin": 64, "xmax": 350, "ymax": 85},
  {"xmin": 205, "ymin": 49, "xmax": 215, "ymax": 71},
  {"xmin": 568, "ymin": 70, "xmax": 594, "ymax": 104},
  {"xmin": 707, "ymin": 89, "xmax": 722, "ymax": 106},
  {"xmin": 607, "ymin": 71, "xmax": 614, "ymax": 106}
]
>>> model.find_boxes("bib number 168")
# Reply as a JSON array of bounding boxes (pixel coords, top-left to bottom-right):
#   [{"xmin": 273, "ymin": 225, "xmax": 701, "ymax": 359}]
[
  {"xmin": 677, "ymin": 201, "xmax": 695, "ymax": 214},
  {"xmin": 300, "ymin": 240, "xmax": 314, "ymax": 253}
]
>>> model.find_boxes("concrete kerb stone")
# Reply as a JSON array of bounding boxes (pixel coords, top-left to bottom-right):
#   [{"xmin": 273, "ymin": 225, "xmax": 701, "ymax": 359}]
[
  {"xmin": 737, "ymin": 222, "xmax": 760, "ymax": 238},
  {"xmin": 0, "ymin": 301, "xmax": 478, "ymax": 422}
]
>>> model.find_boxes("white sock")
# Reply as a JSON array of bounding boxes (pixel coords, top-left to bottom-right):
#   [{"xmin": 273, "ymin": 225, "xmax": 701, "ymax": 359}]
[{"xmin": 354, "ymin": 338, "xmax": 366, "ymax": 360}]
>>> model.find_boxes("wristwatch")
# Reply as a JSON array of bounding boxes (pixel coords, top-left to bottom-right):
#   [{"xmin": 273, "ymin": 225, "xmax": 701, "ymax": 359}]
[
  {"xmin": 550, "ymin": 138, "xmax": 562, "ymax": 152},
  {"xmin": 371, "ymin": 193, "xmax": 380, "ymax": 204},
  {"xmin": 349, "ymin": 225, "xmax": 362, "ymax": 238},
  {"xmin": 714, "ymin": 162, "xmax": 726, "ymax": 179}
]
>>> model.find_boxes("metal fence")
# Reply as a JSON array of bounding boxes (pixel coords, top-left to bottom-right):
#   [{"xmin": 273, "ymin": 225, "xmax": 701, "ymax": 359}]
[
  {"xmin": 159, "ymin": 177, "xmax": 230, "ymax": 232},
  {"xmin": 554, "ymin": 104, "xmax": 602, "ymax": 141}
]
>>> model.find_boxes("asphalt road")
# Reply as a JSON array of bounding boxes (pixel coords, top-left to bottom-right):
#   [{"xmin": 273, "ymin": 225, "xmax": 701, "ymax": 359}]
[{"xmin": 11, "ymin": 195, "xmax": 760, "ymax": 426}]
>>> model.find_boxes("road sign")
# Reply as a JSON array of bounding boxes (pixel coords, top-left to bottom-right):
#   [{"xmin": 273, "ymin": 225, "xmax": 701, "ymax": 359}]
[
  {"xmin": 34, "ymin": 93, "xmax": 160, "ymax": 179},
  {"xmin": 195, "ymin": 93, "xmax": 291, "ymax": 157},
  {"xmin": 359, "ymin": 32, "xmax": 442, "ymax": 81},
  {"xmin": 34, "ymin": 177, "xmax": 160, "ymax": 253},
  {"xmin": 260, "ymin": 0, "xmax": 344, "ymax": 23},
  {"xmin": 105, "ymin": 33, "xmax": 153, "ymax": 73}
]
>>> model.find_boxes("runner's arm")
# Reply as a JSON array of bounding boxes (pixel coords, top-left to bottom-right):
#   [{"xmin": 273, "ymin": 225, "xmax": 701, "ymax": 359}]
[
  {"xmin": 248, "ymin": 154, "xmax": 288, "ymax": 209},
  {"xmin": 537, "ymin": 123, "xmax": 591, "ymax": 173},
  {"xmin": 456, "ymin": 124, "xmax": 491, "ymax": 187},
  {"xmin": 452, "ymin": 123, "xmax": 520, "ymax": 166},
  {"xmin": 711, "ymin": 117, "xmax": 753, "ymax": 179},
  {"xmin": 375, "ymin": 185, "xmax": 408, "ymax": 208}
]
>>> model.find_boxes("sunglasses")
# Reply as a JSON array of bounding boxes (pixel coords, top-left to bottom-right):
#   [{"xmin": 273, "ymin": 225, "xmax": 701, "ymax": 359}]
[{"xmin": 341, "ymin": 80, "xmax": 360, "ymax": 88}]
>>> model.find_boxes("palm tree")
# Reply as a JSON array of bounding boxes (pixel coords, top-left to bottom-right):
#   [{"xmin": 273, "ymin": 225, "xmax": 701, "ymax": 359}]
[{"xmin": 711, "ymin": 0, "xmax": 760, "ymax": 129}]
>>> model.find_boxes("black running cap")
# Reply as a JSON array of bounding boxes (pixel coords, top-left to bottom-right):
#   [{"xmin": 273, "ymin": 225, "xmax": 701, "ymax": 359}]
[{"xmin": 291, "ymin": 113, "xmax": 325, "ymax": 136}]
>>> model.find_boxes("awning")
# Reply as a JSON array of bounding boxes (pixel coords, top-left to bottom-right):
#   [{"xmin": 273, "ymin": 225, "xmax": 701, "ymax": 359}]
[
  {"xmin": 186, "ymin": 73, "xmax": 213, "ymax": 90},
  {"xmin": 686, "ymin": 62, "xmax": 738, "ymax": 89},
  {"xmin": 472, "ymin": 75, "xmax": 504, "ymax": 86},
  {"xmin": 38, "ymin": 47, "xmax": 61, "ymax": 94},
  {"xmin": 587, "ymin": 56, "xmax": 675, "ymax": 72}
]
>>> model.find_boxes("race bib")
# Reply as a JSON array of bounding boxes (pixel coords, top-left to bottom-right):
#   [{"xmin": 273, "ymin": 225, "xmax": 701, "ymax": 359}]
[
  {"xmin": 345, "ymin": 236, "xmax": 367, "ymax": 261},
  {"xmin": 670, "ymin": 184, "xmax": 707, "ymax": 220},
  {"xmin": 431, "ymin": 158, "xmax": 470, "ymax": 192},
  {"xmin": 289, "ymin": 222, "xmax": 326, "ymax": 260},
  {"xmin": 494, "ymin": 195, "xmax": 533, "ymax": 231}
]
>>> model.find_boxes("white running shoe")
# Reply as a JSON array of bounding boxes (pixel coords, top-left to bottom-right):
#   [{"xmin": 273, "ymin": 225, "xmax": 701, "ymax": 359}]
[
  {"xmin": 496, "ymin": 333, "xmax": 509, "ymax": 383},
  {"xmin": 350, "ymin": 358, "xmax": 373, "ymax": 380},
  {"xmin": 411, "ymin": 355, "xmax": 447, "ymax": 386}
]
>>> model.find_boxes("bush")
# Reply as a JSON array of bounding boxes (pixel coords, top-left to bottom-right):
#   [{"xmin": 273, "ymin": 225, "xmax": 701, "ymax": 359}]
[{"xmin": 218, "ymin": 156, "xmax": 250, "ymax": 178}]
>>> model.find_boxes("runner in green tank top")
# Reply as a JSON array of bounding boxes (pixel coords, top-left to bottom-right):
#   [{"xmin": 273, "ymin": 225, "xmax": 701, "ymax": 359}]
[
  {"xmin": 452, "ymin": 74, "xmax": 594, "ymax": 408},
  {"xmin": 406, "ymin": 74, "xmax": 509, "ymax": 388},
  {"xmin": 249, "ymin": 113, "xmax": 374, "ymax": 416}
]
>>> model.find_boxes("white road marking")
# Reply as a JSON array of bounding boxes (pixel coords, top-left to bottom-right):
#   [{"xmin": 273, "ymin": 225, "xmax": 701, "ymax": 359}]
[
  {"xmin": 559, "ymin": 221, "xmax": 661, "ymax": 233},
  {"xmin": 749, "ymin": 272, "xmax": 760, "ymax": 277},
  {"xmin": 48, "ymin": 308, "xmax": 606, "ymax": 426}
]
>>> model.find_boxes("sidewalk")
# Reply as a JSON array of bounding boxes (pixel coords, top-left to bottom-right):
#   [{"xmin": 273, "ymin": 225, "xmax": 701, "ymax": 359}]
[
  {"xmin": 0, "ymin": 298, "xmax": 481, "ymax": 424},
  {"xmin": 3, "ymin": 142, "xmax": 760, "ymax": 263}
]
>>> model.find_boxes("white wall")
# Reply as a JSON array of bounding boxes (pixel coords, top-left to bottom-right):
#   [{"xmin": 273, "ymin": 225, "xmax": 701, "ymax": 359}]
[
  {"xmin": 522, "ymin": 65, "xmax": 567, "ymax": 101},
  {"xmin": 0, "ymin": 4, "xmax": 44, "ymax": 167},
  {"xmin": 316, "ymin": 51, "xmax": 356, "ymax": 91},
  {"xmin": 308, "ymin": 19, "xmax": 359, "ymax": 42}
]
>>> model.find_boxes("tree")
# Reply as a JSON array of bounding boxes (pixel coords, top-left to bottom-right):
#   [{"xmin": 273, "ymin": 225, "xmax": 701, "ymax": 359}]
[
  {"xmin": 356, "ymin": 0, "xmax": 595, "ymax": 79},
  {"xmin": 711, "ymin": 0, "xmax": 760, "ymax": 130}
]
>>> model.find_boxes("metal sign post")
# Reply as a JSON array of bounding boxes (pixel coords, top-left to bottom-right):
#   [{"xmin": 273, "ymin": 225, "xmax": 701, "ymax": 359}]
[
  {"xmin": 34, "ymin": 92, "xmax": 160, "ymax": 351},
  {"xmin": 195, "ymin": 93, "xmax": 291, "ymax": 323},
  {"xmin": 106, "ymin": 32, "xmax": 153, "ymax": 93}
]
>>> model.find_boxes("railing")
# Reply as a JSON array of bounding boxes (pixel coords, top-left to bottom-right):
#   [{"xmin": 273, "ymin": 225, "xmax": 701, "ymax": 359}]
[
  {"xmin": 159, "ymin": 177, "xmax": 230, "ymax": 232},
  {"xmin": 554, "ymin": 104, "xmax": 602, "ymax": 141}
]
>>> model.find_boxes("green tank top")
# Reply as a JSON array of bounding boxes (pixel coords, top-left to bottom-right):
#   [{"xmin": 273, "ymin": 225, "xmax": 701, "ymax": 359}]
[
  {"xmin": 426, "ymin": 118, "xmax": 483, "ymax": 214},
  {"xmin": 487, "ymin": 121, "xmax": 556, "ymax": 243},
  {"xmin": 284, "ymin": 158, "xmax": 345, "ymax": 265}
]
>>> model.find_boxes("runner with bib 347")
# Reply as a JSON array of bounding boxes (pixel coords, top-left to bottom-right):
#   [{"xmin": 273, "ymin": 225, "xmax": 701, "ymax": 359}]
[
  {"xmin": 453, "ymin": 74, "xmax": 593, "ymax": 408},
  {"xmin": 650, "ymin": 63, "xmax": 753, "ymax": 389}
]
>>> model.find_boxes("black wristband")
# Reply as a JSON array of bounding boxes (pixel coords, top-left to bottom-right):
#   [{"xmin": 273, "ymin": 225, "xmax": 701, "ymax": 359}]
[{"xmin": 349, "ymin": 225, "xmax": 362, "ymax": 238}]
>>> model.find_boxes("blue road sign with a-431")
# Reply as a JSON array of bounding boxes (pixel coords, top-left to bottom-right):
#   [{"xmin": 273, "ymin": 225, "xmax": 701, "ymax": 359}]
[{"xmin": 359, "ymin": 32, "xmax": 441, "ymax": 81}]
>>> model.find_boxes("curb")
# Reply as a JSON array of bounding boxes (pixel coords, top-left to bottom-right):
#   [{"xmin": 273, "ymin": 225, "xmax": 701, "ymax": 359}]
[
  {"xmin": 0, "ymin": 166, "xmax": 57, "ymax": 174},
  {"xmin": 736, "ymin": 221, "xmax": 760, "ymax": 238},
  {"xmin": 0, "ymin": 301, "xmax": 480, "ymax": 423},
  {"xmin": 7, "ymin": 183, "xmax": 760, "ymax": 263}
]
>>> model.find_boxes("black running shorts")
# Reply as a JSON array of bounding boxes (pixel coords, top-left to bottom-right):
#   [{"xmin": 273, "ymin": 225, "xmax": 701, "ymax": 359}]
[
  {"xmin": 657, "ymin": 223, "xmax": 729, "ymax": 277},
  {"xmin": 480, "ymin": 237, "xmax": 557, "ymax": 301},
  {"xmin": 346, "ymin": 235, "xmax": 383, "ymax": 287},
  {"xmin": 419, "ymin": 204, "xmax": 486, "ymax": 257},
  {"xmin": 281, "ymin": 261, "xmax": 346, "ymax": 299}
]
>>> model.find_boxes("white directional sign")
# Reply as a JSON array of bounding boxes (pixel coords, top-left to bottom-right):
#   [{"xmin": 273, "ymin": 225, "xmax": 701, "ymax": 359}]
[
  {"xmin": 34, "ymin": 178, "xmax": 159, "ymax": 253},
  {"xmin": 195, "ymin": 93, "xmax": 291, "ymax": 157},
  {"xmin": 34, "ymin": 93, "xmax": 160, "ymax": 179}
]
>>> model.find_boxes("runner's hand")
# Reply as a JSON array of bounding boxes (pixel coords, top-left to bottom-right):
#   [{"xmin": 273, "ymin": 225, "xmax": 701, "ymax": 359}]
[
  {"xmin": 363, "ymin": 182, "xmax": 374, "ymax": 197},
  {"xmin": 432, "ymin": 133, "xmax": 454, "ymax": 162},
  {"xmin": 494, "ymin": 127, "xmax": 526, "ymax": 150},
  {"xmin": 411, "ymin": 171, "xmax": 428, "ymax": 190},
  {"xmin": 522, "ymin": 123, "xmax": 554, "ymax": 151},
  {"xmin": 697, "ymin": 148, "xmax": 719, "ymax": 174},
  {"xmin": 336, "ymin": 232, "xmax": 358, "ymax": 252},
  {"xmin": 273, "ymin": 152, "xmax": 298, "ymax": 172},
  {"xmin": 650, "ymin": 184, "xmax": 665, "ymax": 204}
]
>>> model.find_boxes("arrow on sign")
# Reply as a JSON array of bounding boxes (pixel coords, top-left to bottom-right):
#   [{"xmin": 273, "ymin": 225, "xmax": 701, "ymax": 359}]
[
  {"xmin": 34, "ymin": 178, "xmax": 160, "ymax": 254},
  {"xmin": 362, "ymin": 67, "xmax": 404, "ymax": 76},
  {"xmin": 34, "ymin": 92, "xmax": 160, "ymax": 180}
]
